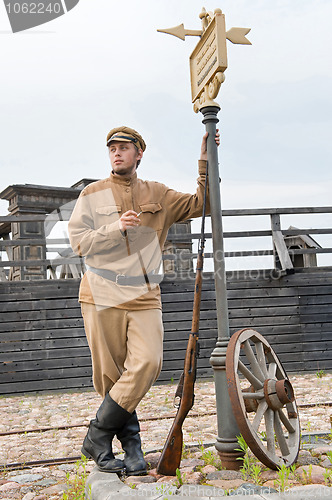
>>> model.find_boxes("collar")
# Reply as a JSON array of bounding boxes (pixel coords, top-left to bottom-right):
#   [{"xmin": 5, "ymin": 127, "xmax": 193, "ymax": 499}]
[{"xmin": 109, "ymin": 171, "xmax": 138, "ymax": 186}]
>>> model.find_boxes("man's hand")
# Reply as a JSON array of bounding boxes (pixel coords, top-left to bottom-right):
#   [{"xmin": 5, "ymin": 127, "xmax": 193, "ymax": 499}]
[
  {"xmin": 200, "ymin": 129, "xmax": 220, "ymax": 161},
  {"xmin": 119, "ymin": 210, "xmax": 141, "ymax": 233}
]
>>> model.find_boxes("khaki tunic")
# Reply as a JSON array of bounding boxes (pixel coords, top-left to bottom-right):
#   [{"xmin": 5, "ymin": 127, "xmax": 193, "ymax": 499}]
[{"xmin": 68, "ymin": 160, "xmax": 208, "ymax": 310}]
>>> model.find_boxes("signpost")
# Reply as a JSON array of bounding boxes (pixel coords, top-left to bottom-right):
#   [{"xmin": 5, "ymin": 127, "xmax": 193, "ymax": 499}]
[
  {"xmin": 158, "ymin": 7, "xmax": 250, "ymax": 112},
  {"xmin": 158, "ymin": 7, "xmax": 251, "ymax": 469}
]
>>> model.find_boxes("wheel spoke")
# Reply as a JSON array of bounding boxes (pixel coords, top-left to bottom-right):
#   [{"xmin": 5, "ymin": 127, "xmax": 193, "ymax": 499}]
[
  {"xmin": 243, "ymin": 340, "xmax": 266, "ymax": 382},
  {"xmin": 255, "ymin": 341, "xmax": 268, "ymax": 378},
  {"xmin": 278, "ymin": 408, "xmax": 295, "ymax": 434},
  {"xmin": 274, "ymin": 411, "xmax": 290, "ymax": 457},
  {"xmin": 264, "ymin": 408, "xmax": 276, "ymax": 454},
  {"xmin": 238, "ymin": 360, "xmax": 263, "ymax": 389},
  {"xmin": 268, "ymin": 361, "xmax": 277, "ymax": 378},
  {"xmin": 252, "ymin": 400, "xmax": 268, "ymax": 432},
  {"xmin": 242, "ymin": 391, "xmax": 264, "ymax": 400}
]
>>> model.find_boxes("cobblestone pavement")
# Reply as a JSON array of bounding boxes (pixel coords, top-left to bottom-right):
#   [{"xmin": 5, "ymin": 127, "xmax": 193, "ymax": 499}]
[{"xmin": 0, "ymin": 372, "xmax": 331, "ymax": 499}]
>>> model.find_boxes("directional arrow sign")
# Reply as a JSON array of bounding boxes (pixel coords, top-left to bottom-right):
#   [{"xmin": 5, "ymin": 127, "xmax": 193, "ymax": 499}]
[
  {"xmin": 158, "ymin": 9, "xmax": 251, "ymax": 110},
  {"xmin": 226, "ymin": 27, "xmax": 251, "ymax": 45},
  {"xmin": 157, "ymin": 24, "xmax": 251, "ymax": 45},
  {"xmin": 157, "ymin": 24, "xmax": 202, "ymax": 41}
]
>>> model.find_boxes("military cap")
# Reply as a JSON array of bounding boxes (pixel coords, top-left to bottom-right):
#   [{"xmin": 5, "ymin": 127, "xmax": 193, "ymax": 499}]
[{"xmin": 106, "ymin": 126, "xmax": 146, "ymax": 152}]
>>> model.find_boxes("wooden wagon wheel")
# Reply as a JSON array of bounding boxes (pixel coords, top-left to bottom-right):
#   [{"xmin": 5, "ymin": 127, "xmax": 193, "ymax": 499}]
[{"xmin": 226, "ymin": 328, "xmax": 301, "ymax": 470}]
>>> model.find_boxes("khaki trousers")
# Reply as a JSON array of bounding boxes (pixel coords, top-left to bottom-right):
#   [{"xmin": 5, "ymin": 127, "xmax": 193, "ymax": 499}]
[{"xmin": 81, "ymin": 303, "xmax": 164, "ymax": 413}]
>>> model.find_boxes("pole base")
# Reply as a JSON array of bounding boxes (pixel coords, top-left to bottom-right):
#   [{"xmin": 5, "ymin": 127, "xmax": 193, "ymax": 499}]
[
  {"xmin": 217, "ymin": 449, "xmax": 244, "ymax": 470},
  {"xmin": 215, "ymin": 434, "xmax": 245, "ymax": 471}
]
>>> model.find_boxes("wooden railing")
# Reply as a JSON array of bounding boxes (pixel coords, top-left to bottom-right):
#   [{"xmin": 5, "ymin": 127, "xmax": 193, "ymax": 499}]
[{"xmin": 1, "ymin": 206, "xmax": 332, "ymax": 281}]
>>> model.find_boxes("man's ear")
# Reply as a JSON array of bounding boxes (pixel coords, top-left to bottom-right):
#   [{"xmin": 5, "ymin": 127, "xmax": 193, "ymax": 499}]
[{"xmin": 137, "ymin": 148, "xmax": 143, "ymax": 161}]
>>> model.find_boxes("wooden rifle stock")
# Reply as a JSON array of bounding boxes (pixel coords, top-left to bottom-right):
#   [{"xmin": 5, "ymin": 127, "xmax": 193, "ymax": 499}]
[{"xmin": 156, "ymin": 249, "xmax": 204, "ymax": 475}]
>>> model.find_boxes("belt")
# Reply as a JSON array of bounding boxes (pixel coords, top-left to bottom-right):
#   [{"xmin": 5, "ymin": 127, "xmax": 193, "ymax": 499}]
[{"xmin": 87, "ymin": 266, "xmax": 163, "ymax": 286}]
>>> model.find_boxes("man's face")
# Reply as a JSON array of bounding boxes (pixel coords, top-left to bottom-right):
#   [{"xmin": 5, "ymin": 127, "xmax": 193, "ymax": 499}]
[{"xmin": 108, "ymin": 141, "xmax": 143, "ymax": 177}]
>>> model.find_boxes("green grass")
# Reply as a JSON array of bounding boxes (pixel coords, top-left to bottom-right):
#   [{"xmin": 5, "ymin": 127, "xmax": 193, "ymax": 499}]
[
  {"xmin": 235, "ymin": 434, "xmax": 262, "ymax": 483},
  {"xmin": 62, "ymin": 456, "xmax": 90, "ymax": 500},
  {"xmin": 274, "ymin": 463, "xmax": 296, "ymax": 491}
]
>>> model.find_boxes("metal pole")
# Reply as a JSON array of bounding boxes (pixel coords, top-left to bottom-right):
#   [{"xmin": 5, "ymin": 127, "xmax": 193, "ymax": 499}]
[{"xmin": 200, "ymin": 105, "xmax": 243, "ymax": 469}]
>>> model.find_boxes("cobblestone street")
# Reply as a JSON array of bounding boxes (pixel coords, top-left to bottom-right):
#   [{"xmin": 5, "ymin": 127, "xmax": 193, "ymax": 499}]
[{"xmin": 0, "ymin": 372, "xmax": 331, "ymax": 499}]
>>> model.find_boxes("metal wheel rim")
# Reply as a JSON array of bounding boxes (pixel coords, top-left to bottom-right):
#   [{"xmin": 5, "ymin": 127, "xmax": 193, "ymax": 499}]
[{"xmin": 226, "ymin": 328, "xmax": 301, "ymax": 470}]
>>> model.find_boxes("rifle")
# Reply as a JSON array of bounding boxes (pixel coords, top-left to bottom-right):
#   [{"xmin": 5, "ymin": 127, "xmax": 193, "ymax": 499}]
[{"xmin": 156, "ymin": 164, "xmax": 208, "ymax": 476}]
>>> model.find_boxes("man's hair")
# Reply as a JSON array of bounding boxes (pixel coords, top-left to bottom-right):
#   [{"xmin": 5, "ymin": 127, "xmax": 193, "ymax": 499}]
[{"xmin": 133, "ymin": 144, "xmax": 141, "ymax": 168}]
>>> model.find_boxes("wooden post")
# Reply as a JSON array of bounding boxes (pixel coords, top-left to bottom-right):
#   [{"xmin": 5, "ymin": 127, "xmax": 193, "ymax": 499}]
[{"xmin": 270, "ymin": 213, "xmax": 294, "ymax": 273}]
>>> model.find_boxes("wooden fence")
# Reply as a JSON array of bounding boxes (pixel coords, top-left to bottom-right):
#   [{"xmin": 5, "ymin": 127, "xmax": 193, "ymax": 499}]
[
  {"xmin": 1, "ymin": 206, "xmax": 332, "ymax": 279},
  {"xmin": 1, "ymin": 267, "xmax": 332, "ymax": 395},
  {"xmin": 0, "ymin": 206, "xmax": 332, "ymax": 395}
]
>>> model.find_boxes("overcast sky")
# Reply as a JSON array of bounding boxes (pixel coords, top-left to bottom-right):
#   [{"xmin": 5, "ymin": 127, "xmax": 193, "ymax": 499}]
[{"xmin": 0, "ymin": 0, "xmax": 331, "ymax": 219}]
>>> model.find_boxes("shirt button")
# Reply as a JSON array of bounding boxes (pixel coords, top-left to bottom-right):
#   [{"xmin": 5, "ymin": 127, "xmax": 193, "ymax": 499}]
[{"xmin": 126, "ymin": 188, "xmax": 130, "ymax": 193}]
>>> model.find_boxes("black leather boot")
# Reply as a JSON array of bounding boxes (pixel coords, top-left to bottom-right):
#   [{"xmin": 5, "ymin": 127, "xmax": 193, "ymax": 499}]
[
  {"xmin": 81, "ymin": 394, "xmax": 131, "ymax": 473},
  {"xmin": 117, "ymin": 411, "xmax": 147, "ymax": 476}
]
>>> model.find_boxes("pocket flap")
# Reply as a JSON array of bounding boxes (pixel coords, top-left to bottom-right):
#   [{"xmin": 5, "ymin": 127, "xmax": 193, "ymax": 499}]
[
  {"xmin": 139, "ymin": 203, "xmax": 162, "ymax": 214},
  {"xmin": 95, "ymin": 205, "xmax": 121, "ymax": 215}
]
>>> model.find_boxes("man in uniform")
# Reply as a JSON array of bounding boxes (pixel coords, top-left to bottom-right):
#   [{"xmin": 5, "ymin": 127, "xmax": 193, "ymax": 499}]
[{"xmin": 68, "ymin": 126, "xmax": 219, "ymax": 475}]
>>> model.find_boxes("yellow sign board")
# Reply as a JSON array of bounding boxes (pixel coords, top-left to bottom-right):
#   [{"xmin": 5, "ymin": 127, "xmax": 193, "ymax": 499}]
[
  {"xmin": 189, "ymin": 10, "xmax": 227, "ymax": 104},
  {"xmin": 157, "ymin": 7, "xmax": 250, "ymax": 111}
]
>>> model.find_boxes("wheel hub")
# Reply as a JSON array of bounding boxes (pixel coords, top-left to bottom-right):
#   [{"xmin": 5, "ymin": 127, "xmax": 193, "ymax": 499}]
[{"xmin": 264, "ymin": 378, "xmax": 295, "ymax": 411}]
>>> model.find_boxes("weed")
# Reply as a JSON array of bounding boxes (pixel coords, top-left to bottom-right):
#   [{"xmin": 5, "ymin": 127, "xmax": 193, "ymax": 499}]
[
  {"xmin": 274, "ymin": 463, "xmax": 296, "ymax": 491},
  {"xmin": 235, "ymin": 435, "xmax": 250, "ymax": 480},
  {"xmin": 250, "ymin": 463, "xmax": 263, "ymax": 485},
  {"xmin": 201, "ymin": 449, "xmax": 215, "ymax": 465},
  {"xmin": 156, "ymin": 483, "xmax": 175, "ymax": 498},
  {"xmin": 198, "ymin": 440, "xmax": 205, "ymax": 454},
  {"xmin": 327, "ymin": 430, "xmax": 332, "ymax": 444},
  {"xmin": 323, "ymin": 468, "xmax": 332, "ymax": 486},
  {"xmin": 316, "ymin": 370, "xmax": 326, "ymax": 378},
  {"xmin": 175, "ymin": 468, "xmax": 185, "ymax": 488},
  {"xmin": 258, "ymin": 430, "xmax": 267, "ymax": 441},
  {"xmin": 326, "ymin": 451, "xmax": 332, "ymax": 466},
  {"xmin": 200, "ymin": 448, "xmax": 222, "ymax": 469},
  {"xmin": 181, "ymin": 443, "xmax": 192, "ymax": 460},
  {"xmin": 62, "ymin": 456, "xmax": 90, "ymax": 500},
  {"xmin": 301, "ymin": 464, "xmax": 313, "ymax": 485},
  {"xmin": 235, "ymin": 435, "xmax": 262, "ymax": 483}
]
